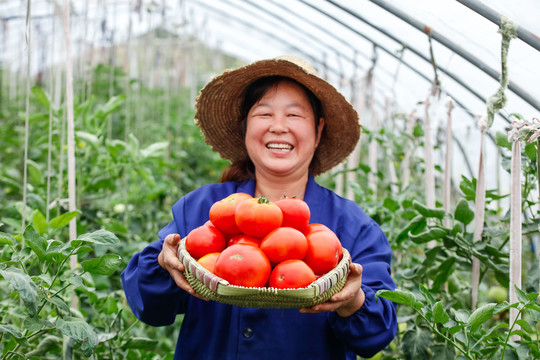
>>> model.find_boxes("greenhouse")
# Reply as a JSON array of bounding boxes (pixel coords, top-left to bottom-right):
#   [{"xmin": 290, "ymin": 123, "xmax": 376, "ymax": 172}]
[{"xmin": 0, "ymin": 0, "xmax": 539, "ymax": 359}]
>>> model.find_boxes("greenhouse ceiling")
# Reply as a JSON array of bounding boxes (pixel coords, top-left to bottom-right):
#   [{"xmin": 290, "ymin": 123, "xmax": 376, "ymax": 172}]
[{"xmin": 1, "ymin": 0, "xmax": 539, "ymax": 139}]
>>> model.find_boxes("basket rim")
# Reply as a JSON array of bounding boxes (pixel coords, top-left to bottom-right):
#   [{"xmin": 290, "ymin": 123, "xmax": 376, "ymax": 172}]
[{"xmin": 177, "ymin": 237, "xmax": 351, "ymax": 299}]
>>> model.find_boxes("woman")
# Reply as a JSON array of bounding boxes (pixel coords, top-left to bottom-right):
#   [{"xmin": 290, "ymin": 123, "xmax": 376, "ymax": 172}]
[{"xmin": 122, "ymin": 56, "xmax": 397, "ymax": 360}]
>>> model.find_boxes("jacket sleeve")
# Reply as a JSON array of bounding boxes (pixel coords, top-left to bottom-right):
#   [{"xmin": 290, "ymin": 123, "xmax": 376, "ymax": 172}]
[
  {"xmin": 121, "ymin": 208, "xmax": 190, "ymax": 327},
  {"xmin": 329, "ymin": 217, "xmax": 397, "ymax": 358}
]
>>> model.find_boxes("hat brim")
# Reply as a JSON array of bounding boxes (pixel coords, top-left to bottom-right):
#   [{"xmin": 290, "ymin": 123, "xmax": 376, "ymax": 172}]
[{"xmin": 195, "ymin": 57, "xmax": 361, "ymax": 176}]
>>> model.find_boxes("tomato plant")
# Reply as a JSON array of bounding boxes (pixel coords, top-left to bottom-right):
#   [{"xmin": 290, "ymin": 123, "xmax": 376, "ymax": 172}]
[
  {"xmin": 209, "ymin": 192, "xmax": 253, "ymax": 235},
  {"xmin": 235, "ymin": 196, "xmax": 283, "ymax": 238},
  {"xmin": 185, "ymin": 224, "xmax": 227, "ymax": 259},
  {"xmin": 303, "ymin": 225, "xmax": 342, "ymax": 275},
  {"xmin": 214, "ymin": 244, "xmax": 271, "ymax": 287},
  {"xmin": 268, "ymin": 259, "xmax": 316, "ymax": 289},
  {"xmin": 260, "ymin": 227, "xmax": 308, "ymax": 264},
  {"xmin": 274, "ymin": 197, "xmax": 310, "ymax": 232}
]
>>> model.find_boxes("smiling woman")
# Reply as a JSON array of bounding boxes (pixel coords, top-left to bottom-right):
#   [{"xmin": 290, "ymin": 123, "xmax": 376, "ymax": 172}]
[{"xmin": 121, "ymin": 56, "xmax": 397, "ymax": 360}]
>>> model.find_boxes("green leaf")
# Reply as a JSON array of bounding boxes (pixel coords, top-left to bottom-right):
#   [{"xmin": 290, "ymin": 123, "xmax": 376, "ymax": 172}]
[
  {"xmin": 0, "ymin": 267, "xmax": 39, "ymax": 316},
  {"xmin": 31, "ymin": 209, "xmax": 48, "ymax": 235},
  {"xmin": 23, "ymin": 226, "xmax": 46, "ymax": 262},
  {"xmin": 0, "ymin": 324, "xmax": 23, "ymax": 338},
  {"xmin": 514, "ymin": 285, "xmax": 536, "ymax": 303},
  {"xmin": 419, "ymin": 284, "xmax": 436, "ymax": 306},
  {"xmin": 56, "ymin": 317, "xmax": 98, "ymax": 357},
  {"xmin": 412, "ymin": 200, "xmax": 446, "ymax": 219},
  {"xmin": 396, "ymin": 215, "xmax": 426, "ymax": 243},
  {"xmin": 122, "ymin": 337, "xmax": 159, "ymax": 350},
  {"xmin": 76, "ymin": 131, "xmax": 100, "ymax": 146},
  {"xmin": 81, "ymin": 254, "xmax": 122, "ymax": 275},
  {"xmin": 401, "ymin": 327, "xmax": 432, "ymax": 359},
  {"xmin": 495, "ymin": 130, "xmax": 512, "ymax": 150},
  {"xmin": 383, "ymin": 197, "xmax": 400, "ymax": 212},
  {"xmin": 49, "ymin": 210, "xmax": 80, "ymax": 229},
  {"xmin": 409, "ymin": 227, "xmax": 447, "ymax": 244},
  {"xmin": 0, "ymin": 232, "xmax": 15, "ymax": 245},
  {"xmin": 432, "ymin": 301, "xmax": 450, "ymax": 324},
  {"xmin": 454, "ymin": 198, "xmax": 475, "ymax": 225},
  {"xmin": 141, "ymin": 141, "xmax": 169, "ymax": 158},
  {"xmin": 23, "ymin": 316, "xmax": 45, "ymax": 332},
  {"xmin": 468, "ymin": 303, "xmax": 496, "ymax": 333},
  {"xmin": 376, "ymin": 289, "xmax": 418, "ymax": 308},
  {"xmin": 47, "ymin": 295, "xmax": 70, "ymax": 313},
  {"xmin": 525, "ymin": 141, "xmax": 537, "ymax": 161},
  {"xmin": 515, "ymin": 319, "xmax": 534, "ymax": 333},
  {"xmin": 31, "ymin": 86, "xmax": 50, "ymax": 110},
  {"xmin": 72, "ymin": 229, "xmax": 119, "ymax": 247}
]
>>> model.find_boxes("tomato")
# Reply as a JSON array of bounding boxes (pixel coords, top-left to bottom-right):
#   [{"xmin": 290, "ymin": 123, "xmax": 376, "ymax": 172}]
[
  {"xmin": 260, "ymin": 227, "xmax": 308, "ymax": 264},
  {"xmin": 274, "ymin": 197, "xmax": 310, "ymax": 232},
  {"xmin": 209, "ymin": 193, "xmax": 252, "ymax": 235},
  {"xmin": 197, "ymin": 252, "xmax": 221, "ymax": 273},
  {"xmin": 303, "ymin": 225, "xmax": 342, "ymax": 275},
  {"xmin": 268, "ymin": 259, "xmax": 316, "ymax": 289},
  {"xmin": 214, "ymin": 244, "xmax": 271, "ymax": 287},
  {"xmin": 227, "ymin": 234, "xmax": 261, "ymax": 247},
  {"xmin": 303, "ymin": 223, "xmax": 332, "ymax": 235},
  {"xmin": 235, "ymin": 196, "xmax": 283, "ymax": 238},
  {"xmin": 185, "ymin": 224, "xmax": 227, "ymax": 260}
]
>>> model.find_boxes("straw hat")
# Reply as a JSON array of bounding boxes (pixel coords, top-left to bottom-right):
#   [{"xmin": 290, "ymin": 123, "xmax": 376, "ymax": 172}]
[{"xmin": 194, "ymin": 56, "xmax": 361, "ymax": 176}]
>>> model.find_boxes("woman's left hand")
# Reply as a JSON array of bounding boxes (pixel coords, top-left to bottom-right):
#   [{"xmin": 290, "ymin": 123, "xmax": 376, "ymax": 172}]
[{"xmin": 299, "ymin": 262, "xmax": 365, "ymax": 317}]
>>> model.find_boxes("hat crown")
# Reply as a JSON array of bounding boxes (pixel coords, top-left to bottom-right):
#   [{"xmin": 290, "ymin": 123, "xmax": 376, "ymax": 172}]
[{"xmin": 274, "ymin": 56, "xmax": 318, "ymax": 76}]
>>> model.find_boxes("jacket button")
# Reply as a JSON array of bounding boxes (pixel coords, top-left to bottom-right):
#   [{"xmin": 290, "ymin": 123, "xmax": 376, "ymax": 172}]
[{"xmin": 242, "ymin": 327, "xmax": 253, "ymax": 338}]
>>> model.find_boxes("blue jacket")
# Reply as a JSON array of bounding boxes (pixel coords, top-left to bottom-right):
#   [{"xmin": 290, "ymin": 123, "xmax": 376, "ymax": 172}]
[{"xmin": 122, "ymin": 175, "xmax": 397, "ymax": 359}]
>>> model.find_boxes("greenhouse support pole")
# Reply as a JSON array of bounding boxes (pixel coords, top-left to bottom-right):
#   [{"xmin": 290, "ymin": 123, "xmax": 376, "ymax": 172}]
[
  {"xmin": 22, "ymin": 0, "xmax": 32, "ymax": 233},
  {"xmin": 457, "ymin": 0, "xmax": 540, "ymax": 52},
  {"xmin": 471, "ymin": 116, "xmax": 487, "ymax": 311},
  {"xmin": 443, "ymin": 98, "xmax": 456, "ymax": 228},
  {"xmin": 507, "ymin": 120, "xmax": 524, "ymax": 340},
  {"xmin": 62, "ymin": 0, "xmax": 78, "ymax": 304}
]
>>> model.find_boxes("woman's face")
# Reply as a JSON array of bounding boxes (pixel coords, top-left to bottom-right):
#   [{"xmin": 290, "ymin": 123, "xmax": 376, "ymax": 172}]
[{"xmin": 245, "ymin": 80, "xmax": 324, "ymax": 179}]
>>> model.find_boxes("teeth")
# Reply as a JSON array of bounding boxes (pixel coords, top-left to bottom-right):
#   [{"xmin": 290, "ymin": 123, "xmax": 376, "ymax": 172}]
[{"xmin": 267, "ymin": 143, "xmax": 293, "ymax": 151}]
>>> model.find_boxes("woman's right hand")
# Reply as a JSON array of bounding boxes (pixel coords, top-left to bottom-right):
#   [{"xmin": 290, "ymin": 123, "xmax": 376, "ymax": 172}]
[{"xmin": 158, "ymin": 234, "xmax": 209, "ymax": 301}]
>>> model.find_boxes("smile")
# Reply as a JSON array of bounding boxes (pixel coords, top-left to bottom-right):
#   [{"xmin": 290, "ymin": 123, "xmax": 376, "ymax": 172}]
[{"xmin": 266, "ymin": 143, "xmax": 293, "ymax": 152}]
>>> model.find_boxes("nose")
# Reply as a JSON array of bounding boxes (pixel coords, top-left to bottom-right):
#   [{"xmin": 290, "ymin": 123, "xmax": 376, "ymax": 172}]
[{"xmin": 269, "ymin": 114, "xmax": 288, "ymax": 134}]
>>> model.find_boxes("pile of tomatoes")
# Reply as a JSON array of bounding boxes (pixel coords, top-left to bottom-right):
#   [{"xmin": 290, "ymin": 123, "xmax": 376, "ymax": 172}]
[{"xmin": 184, "ymin": 193, "xmax": 343, "ymax": 289}]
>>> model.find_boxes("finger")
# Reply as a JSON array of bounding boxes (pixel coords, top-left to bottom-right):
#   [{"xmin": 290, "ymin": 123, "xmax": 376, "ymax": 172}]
[
  {"xmin": 164, "ymin": 233, "xmax": 181, "ymax": 245},
  {"xmin": 169, "ymin": 268, "xmax": 209, "ymax": 301}
]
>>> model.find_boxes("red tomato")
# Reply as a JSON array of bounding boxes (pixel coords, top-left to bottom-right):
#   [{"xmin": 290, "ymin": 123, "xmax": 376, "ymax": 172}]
[
  {"xmin": 197, "ymin": 252, "xmax": 221, "ymax": 273},
  {"xmin": 274, "ymin": 198, "xmax": 310, "ymax": 232},
  {"xmin": 227, "ymin": 234, "xmax": 261, "ymax": 247},
  {"xmin": 260, "ymin": 227, "xmax": 308, "ymax": 264},
  {"xmin": 303, "ymin": 223, "xmax": 332, "ymax": 235},
  {"xmin": 268, "ymin": 260, "xmax": 316, "ymax": 289},
  {"xmin": 214, "ymin": 244, "xmax": 271, "ymax": 287},
  {"xmin": 185, "ymin": 224, "xmax": 227, "ymax": 260},
  {"xmin": 235, "ymin": 197, "xmax": 283, "ymax": 238},
  {"xmin": 209, "ymin": 193, "xmax": 252, "ymax": 235},
  {"xmin": 303, "ymin": 226, "xmax": 342, "ymax": 275}
]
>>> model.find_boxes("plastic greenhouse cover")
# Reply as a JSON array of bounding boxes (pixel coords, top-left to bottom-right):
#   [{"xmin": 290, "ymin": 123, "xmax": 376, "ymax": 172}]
[{"xmin": 1, "ymin": 0, "xmax": 539, "ymax": 190}]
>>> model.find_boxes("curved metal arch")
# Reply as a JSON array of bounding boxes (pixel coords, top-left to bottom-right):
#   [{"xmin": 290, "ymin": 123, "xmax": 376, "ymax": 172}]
[{"xmin": 367, "ymin": 0, "xmax": 540, "ymax": 113}]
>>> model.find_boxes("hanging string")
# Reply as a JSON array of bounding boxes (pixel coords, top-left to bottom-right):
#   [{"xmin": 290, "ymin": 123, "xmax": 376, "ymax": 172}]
[{"xmin": 486, "ymin": 16, "xmax": 517, "ymax": 128}]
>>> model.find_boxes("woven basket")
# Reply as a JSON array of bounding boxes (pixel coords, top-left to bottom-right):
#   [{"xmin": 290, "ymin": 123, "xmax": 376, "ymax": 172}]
[{"xmin": 177, "ymin": 238, "xmax": 351, "ymax": 308}]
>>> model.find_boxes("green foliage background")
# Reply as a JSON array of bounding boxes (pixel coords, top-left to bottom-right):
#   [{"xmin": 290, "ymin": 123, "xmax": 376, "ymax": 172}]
[{"xmin": 0, "ymin": 63, "xmax": 538, "ymax": 359}]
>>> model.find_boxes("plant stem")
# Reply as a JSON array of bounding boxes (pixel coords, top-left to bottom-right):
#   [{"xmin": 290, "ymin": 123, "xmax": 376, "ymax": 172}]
[{"xmin": 415, "ymin": 309, "xmax": 474, "ymax": 360}]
